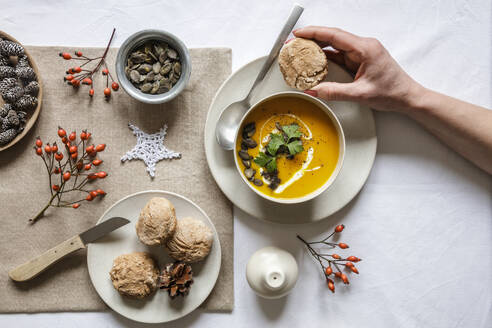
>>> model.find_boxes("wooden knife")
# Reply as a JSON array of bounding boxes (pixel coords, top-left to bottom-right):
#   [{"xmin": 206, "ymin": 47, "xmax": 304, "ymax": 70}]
[{"xmin": 9, "ymin": 217, "xmax": 130, "ymax": 282}]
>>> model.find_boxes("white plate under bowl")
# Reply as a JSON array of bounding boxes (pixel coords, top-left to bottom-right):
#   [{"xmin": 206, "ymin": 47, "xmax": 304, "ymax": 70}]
[
  {"xmin": 204, "ymin": 57, "xmax": 377, "ymax": 224},
  {"xmin": 87, "ymin": 190, "xmax": 221, "ymax": 324}
]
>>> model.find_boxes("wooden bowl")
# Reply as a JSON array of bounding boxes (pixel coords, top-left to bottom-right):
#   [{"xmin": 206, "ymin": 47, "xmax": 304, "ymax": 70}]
[{"xmin": 0, "ymin": 31, "xmax": 43, "ymax": 152}]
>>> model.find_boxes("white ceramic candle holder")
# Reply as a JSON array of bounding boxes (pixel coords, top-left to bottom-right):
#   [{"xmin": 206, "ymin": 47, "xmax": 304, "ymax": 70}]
[{"xmin": 246, "ymin": 246, "xmax": 298, "ymax": 299}]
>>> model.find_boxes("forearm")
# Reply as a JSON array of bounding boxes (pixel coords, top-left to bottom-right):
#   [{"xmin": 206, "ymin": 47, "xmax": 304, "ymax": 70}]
[{"xmin": 403, "ymin": 85, "xmax": 492, "ymax": 174}]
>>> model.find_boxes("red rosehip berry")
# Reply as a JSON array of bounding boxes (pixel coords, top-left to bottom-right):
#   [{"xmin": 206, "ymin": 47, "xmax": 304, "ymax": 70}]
[
  {"xmin": 102, "ymin": 68, "xmax": 109, "ymax": 75},
  {"xmin": 55, "ymin": 152, "xmax": 63, "ymax": 161},
  {"xmin": 111, "ymin": 82, "xmax": 119, "ymax": 91},
  {"xmin": 338, "ymin": 243, "xmax": 349, "ymax": 249},
  {"xmin": 327, "ymin": 278, "xmax": 335, "ymax": 293},
  {"xmin": 53, "ymin": 167, "xmax": 60, "ymax": 174},
  {"xmin": 58, "ymin": 127, "xmax": 67, "ymax": 138},
  {"xmin": 86, "ymin": 145, "xmax": 95, "ymax": 153},
  {"xmin": 35, "ymin": 137, "xmax": 42, "ymax": 147},
  {"xmin": 92, "ymin": 159, "xmax": 102, "ymax": 166},
  {"xmin": 80, "ymin": 131, "xmax": 88, "ymax": 140},
  {"xmin": 90, "ymin": 190, "xmax": 98, "ymax": 198},
  {"xmin": 95, "ymin": 144, "xmax": 106, "ymax": 152},
  {"xmin": 325, "ymin": 267, "xmax": 333, "ymax": 276},
  {"xmin": 64, "ymin": 74, "xmax": 74, "ymax": 81},
  {"xmin": 96, "ymin": 171, "xmax": 107, "ymax": 179},
  {"xmin": 350, "ymin": 266, "xmax": 359, "ymax": 274},
  {"xmin": 51, "ymin": 143, "xmax": 58, "ymax": 153},
  {"xmin": 103, "ymin": 88, "xmax": 111, "ymax": 97},
  {"xmin": 70, "ymin": 79, "xmax": 80, "ymax": 87},
  {"xmin": 335, "ymin": 224, "xmax": 345, "ymax": 233},
  {"xmin": 76, "ymin": 161, "xmax": 83, "ymax": 170},
  {"xmin": 88, "ymin": 173, "xmax": 98, "ymax": 180},
  {"xmin": 69, "ymin": 145, "xmax": 77, "ymax": 153},
  {"xmin": 345, "ymin": 262, "xmax": 354, "ymax": 268},
  {"xmin": 82, "ymin": 78, "xmax": 92, "ymax": 85},
  {"xmin": 59, "ymin": 52, "xmax": 72, "ymax": 60},
  {"xmin": 75, "ymin": 51, "xmax": 83, "ymax": 57},
  {"xmin": 74, "ymin": 66, "xmax": 82, "ymax": 73},
  {"xmin": 340, "ymin": 273, "xmax": 349, "ymax": 284},
  {"xmin": 63, "ymin": 172, "xmax": 71, "ymax": 181},
  {"xmin": 89, "ymin": 89, "xmax": 94, "ymax": 97},
  {"xmin": 84, "ymin": 163, "xmax": 92, "ymax": 170},
  {"xmin": 69, "ymin": 131, "xmax": 76, "ymax": 141},
  {"xmin": 35, "ymin": 147, "xmax": 43, "ymax": 156},
  {"xmin": 347, "ymin": 256, "xmax": 361, "ymax": 262},
  {"xmin": 331, "ymin": 254, "xmax": 341, "ymax": 260},
  {"xmin": 71, "ymin": 152, "xmax": 78, "ymax": 159},
  {"xmin": 44, "ymin": 144, "xmax": 52, "ymax": 153},
  {"xmin": 86, "ymin": 194, "xmax": 93, "ymax": 201},
  {"xmin": 96, "ymin": 189, "xmax": 106, "ymax": 195},
  {"xmin": 72, "ymin": 203, "xmax": 80, "ymax": 209}
]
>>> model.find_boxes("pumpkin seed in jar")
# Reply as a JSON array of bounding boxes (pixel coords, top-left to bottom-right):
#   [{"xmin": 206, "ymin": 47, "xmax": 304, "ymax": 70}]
[
  {"xmin": 160, "ymin": 63, "xmax": 172, "ymax": 75},
  {"xmin": 150, "ymin": 81, "xmax": 160, "ymax": 94},
  {"xmin": 152, "ymin": 62, "xmax": 161, "ymax": 74},
  {"xmin": 130, "ymin": 70, "xmax": 140, "ymax": 83},
  {"xmin": 140, "ymin": 83, "xmax": 153, "ymax": 93}
]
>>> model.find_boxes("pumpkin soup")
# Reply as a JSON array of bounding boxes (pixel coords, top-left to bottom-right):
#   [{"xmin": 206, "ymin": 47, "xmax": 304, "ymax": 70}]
[{"xmin": 236, "ymin": 95, "xmax": 340, "ymax": 199}]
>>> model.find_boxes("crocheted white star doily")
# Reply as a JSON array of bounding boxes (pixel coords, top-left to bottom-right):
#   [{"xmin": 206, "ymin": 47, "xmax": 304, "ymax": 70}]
[{"xmin": 121, "ymin": 123, "xmax": 181, "ymax": 178}]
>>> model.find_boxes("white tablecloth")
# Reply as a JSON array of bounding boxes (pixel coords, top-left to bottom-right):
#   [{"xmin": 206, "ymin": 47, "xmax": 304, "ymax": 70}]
[{"xmin": 1, "ymin": 0, "xmax": 491, "ymax": 327}]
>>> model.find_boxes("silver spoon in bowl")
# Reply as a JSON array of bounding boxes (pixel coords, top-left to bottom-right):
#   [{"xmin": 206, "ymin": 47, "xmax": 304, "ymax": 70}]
[{"xmin": 215, "ymin": 4, "xmax": 304, "ymax": 150}]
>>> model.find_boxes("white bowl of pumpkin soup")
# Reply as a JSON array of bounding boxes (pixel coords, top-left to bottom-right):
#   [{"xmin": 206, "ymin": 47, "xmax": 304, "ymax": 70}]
[{"xmin": 234, "ymin": 92, "xmax": 345, "ymax": 204}]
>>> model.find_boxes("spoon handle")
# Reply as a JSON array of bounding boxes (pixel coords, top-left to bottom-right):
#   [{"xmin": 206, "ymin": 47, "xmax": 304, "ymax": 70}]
[{"xmin": 245, "ymin": 4, "xmax": 304, "ymax": 105}]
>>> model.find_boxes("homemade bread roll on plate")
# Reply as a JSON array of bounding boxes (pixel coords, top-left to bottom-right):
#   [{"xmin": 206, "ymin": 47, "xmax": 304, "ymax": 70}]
[{"xmin": 136, "ymin": 197, "xmax": 177, "ymax": 246}]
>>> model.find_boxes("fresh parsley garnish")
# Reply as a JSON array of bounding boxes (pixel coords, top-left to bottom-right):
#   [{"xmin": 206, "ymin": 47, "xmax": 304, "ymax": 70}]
[
  {"xmin": 287, "ymin": 139, "xmax": 304, "ymax": 155},
  {"xmin": 282, "ymin": 124, "xmax": 303, "ymax": 141},
  {"xmin": 266, "ymin": 157, "xmax": 277, "ymax": 172},
  {"xmin": 267, "ymin": 133, "xmax": 285, "ymax": 156},
  {"xmin": 253, "ymin": 122, "xmax": 304, "ymax": 174},
  {"xmin": 254, "ymin": 152, "xmax": 277, "ymax": 173}
]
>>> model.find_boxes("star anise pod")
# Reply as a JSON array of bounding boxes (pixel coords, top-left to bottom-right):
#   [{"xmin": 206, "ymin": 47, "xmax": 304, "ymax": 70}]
[{"xmin": 159, "ymin": 261, "xmax": 193, "ymax": 299}]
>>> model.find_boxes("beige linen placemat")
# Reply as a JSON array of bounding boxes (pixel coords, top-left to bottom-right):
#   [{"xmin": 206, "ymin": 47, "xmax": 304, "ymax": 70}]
[{"xmin": 0, "ymin": 46, "xmax": 233, "ymax": 312}]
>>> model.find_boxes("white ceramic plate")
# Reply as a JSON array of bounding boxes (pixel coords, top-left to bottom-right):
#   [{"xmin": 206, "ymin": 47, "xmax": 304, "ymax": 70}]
[
  {"xmin": 87, "ymin": 190, "xmax": 221, "ymax": 324},
  {"xmin": 204, "ymin": 57, "xmax": 377, "ymax": 224}
]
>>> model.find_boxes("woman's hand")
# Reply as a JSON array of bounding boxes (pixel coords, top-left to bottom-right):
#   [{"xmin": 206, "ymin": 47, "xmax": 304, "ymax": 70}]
[
  {"xmin": 294, "ymin": 26, "xmax": 492, "ymax": 174},
  {"xmin": 294, "ymin": 26, "xmax": 423, "ymax": 113}
]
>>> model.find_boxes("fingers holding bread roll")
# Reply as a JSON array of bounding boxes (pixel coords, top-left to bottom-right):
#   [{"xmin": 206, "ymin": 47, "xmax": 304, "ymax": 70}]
[{"xmin": 278, "ymin": 37, "xmax": 328, "ymax": 90}]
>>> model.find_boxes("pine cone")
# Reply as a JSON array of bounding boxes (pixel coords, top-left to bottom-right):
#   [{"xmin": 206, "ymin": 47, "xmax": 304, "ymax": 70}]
[
  {"xmin": 0, "ymin": 56, "xmax": 9, "ymax": 66},
  {"xmin": 0, "ymin": 103, "xmax": 13, "ymax": 117},
  {"xmin": 15, "ymin": 94, "xmax": 37, "ymax": 111},
  {"xmin": 16, "ymin": 55, "xmax": 29, "ymax": 68},
  {"xmin": 0, "ymin": 40, "xmax": 24, "ymax": 57},
  {"xmin": 17, "ymin": 110, "xmax": 27, "ymax": 123},
  {"xmin": 0, "ymin": 77, "xmax": 17, "ymax": 94},
  {"xmin": 16, "ymin": 66, "xmax": 36, "ymax": 83},
  {"xmin": 0, "ymin": 128, "xmax": 17, "ymax": 145},
  {"xmin": 2, "ymin": 85, "xmax": 23, "ymax": 103},
  {"xmin": 24, "ymin": 80, "xmax": 39, "ymax": 96},
  {"xmin": 5, "ymin": 109, "xmax": 19, "ymax": 127},
  {"xmin": 2, "ymin": 85, "xmax": 24, "ymax": 103},
  {"xmin": 0, "ymin": 65, "xmax": 15, "ymax": 79},
  {"xmin": 159, "ymin": 262, "xmax": 194, "ymax": 299}
]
